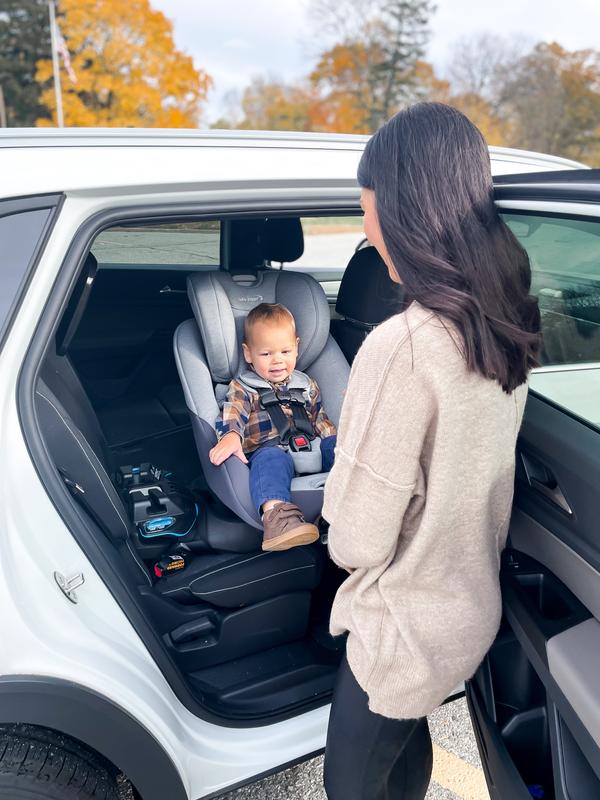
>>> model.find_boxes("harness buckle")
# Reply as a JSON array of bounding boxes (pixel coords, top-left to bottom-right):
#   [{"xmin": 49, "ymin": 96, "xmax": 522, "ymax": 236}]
[{"xmin": 289, "ymin": 434, "xmax": 312, "ymax": 452}]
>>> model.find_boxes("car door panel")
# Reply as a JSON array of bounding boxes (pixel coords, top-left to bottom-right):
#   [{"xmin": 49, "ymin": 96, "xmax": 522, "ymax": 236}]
[
  {"xmin": 467, "ymin": 171, "xmax": 600, "ymax": 800},
  {"xmin": 547, "ymin": 620, "xmax": 600, "ymax": 752}
]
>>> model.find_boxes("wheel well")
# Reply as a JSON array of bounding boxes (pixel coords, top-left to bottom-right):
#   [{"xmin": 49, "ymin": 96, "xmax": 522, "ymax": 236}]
[
  {"xmin": 0, "ymin": 722, "xmax": 136, "ymax": 796},
  {"xmin": 0, "ymin": 677, "xmax": 187, "ymax": 800}
]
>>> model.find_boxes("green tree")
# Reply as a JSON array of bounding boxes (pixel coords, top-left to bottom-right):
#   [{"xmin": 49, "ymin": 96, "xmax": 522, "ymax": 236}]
[{"xmin": 0, "ymin": 0, "xmax": 51, "ymax": 126}]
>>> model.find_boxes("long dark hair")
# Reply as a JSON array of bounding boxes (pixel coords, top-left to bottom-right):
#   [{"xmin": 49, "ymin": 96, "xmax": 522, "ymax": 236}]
[{"xmin": 358, "ymin": 102, "xmax": 541, "ymax": 392}]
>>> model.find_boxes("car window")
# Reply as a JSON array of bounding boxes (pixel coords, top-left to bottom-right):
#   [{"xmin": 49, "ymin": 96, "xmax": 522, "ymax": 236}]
[
  {"xmin": 91, "ymin": 221, "xmax": 220, "ymax": 270},
  {"xmin": 278, "ymin": 216, "xmax": 365, "ymax": 300},
  {"xmin": 0, "ymin": 204, "xmax": 54, "ymax": 347},
  {"xmin": 503, "ymin": 211, "xmax": 600, "ymax": 428}
]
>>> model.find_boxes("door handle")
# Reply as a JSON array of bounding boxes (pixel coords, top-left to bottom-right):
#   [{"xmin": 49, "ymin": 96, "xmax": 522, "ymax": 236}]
[{"xmin": 520, "ymin": 453, "xmax": 573, "ymax": 516}]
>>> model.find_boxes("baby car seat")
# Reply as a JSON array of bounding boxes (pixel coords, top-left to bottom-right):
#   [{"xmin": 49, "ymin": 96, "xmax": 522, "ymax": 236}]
[{"xmin": 174, "ymin": 218, "xmax": 350, "ymax": 529}]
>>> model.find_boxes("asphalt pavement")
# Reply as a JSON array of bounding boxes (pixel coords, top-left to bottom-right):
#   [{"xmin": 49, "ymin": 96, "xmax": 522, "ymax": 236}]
[{"xmin": 221, "ymin": 696, "xmax": 489, "ymax": 800}]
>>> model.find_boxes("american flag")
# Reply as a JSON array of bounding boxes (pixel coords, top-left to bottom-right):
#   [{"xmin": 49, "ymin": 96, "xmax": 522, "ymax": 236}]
[{"xmin": 56, "ymin": 25, "xmax": 77, "ymax": 84}]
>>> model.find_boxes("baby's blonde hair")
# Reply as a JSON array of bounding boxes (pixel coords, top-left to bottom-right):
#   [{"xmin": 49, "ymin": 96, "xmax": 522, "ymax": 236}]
[{"xmin": 243, "ymin": 303, "xmax": 296, "ymax": 343}]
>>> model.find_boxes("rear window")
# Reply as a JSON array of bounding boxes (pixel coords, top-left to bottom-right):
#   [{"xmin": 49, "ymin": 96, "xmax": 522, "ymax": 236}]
[
  {"xmin": 91, "ymin": 221, "xmax": 221, "ymax": 270},
  {"xmin": 282, "ymin": 216, "xmax": 364, "ymax": 300},
  {"xmin": 294, "ymin": 216, "xmax": 365, "ymax": 268},
  {"xmin": 0, "ymin": 202, "xmax": 56, "ymax": 346}
]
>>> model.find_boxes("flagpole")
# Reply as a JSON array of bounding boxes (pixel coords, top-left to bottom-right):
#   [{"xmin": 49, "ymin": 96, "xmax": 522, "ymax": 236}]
[
  {"xmin": 0, "ymin": 85, "xmax": 7, "ymax": 128},
  {"xmin": 48, "ymin": 0, "xmax": 64, "ymax": 127}
]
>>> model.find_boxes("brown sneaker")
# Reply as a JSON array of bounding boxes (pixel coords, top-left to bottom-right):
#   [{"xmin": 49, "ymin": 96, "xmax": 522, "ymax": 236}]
[{"xmin": 262, "ymin": 502, "xmax": 319, "ymax": 551}]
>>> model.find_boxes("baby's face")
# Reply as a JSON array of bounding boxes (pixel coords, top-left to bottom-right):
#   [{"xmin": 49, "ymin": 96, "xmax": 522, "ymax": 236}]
[{"xmin": 242, "ymin": 320, "xmax": 299, "ymax": 383}]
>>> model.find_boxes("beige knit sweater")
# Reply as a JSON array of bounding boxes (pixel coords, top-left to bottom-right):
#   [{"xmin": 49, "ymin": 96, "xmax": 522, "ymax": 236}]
[{"xmin": 323, "ymin": 301, "xmax": 528, "ymax": 720}]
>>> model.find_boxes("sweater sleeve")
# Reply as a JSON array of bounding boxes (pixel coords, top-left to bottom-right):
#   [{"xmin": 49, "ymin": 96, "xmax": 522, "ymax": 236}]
[{"xmin": 323, "ymin": 328, "xmax": 433, "ymax": 570}]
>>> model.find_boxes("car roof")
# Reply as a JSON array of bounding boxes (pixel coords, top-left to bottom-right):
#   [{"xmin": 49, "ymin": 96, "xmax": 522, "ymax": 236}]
[{"xmin": 0, "ymin": 128, "xmax": 589, "ymax": 201}]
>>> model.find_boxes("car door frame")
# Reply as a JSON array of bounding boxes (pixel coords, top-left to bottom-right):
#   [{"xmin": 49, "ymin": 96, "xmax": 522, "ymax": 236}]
[
  {"xmin": 467, "ymin": 168, "xmax": 600, "ymax": 800},
  {"xmin": 16, "ymin": 185, "xmax": 361, "ymax": 727}
]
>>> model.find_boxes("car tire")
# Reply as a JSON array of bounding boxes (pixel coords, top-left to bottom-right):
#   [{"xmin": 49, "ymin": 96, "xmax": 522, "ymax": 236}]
[{"xmin": 0, "ymin": 724, "xmax": 122, "ymax": 800}]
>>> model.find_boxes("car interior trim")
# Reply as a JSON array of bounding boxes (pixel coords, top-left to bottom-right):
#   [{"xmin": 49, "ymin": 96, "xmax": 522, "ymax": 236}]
[{"xmin": 510, "ymin": 508, "xmax": 600, "ymax": 623}]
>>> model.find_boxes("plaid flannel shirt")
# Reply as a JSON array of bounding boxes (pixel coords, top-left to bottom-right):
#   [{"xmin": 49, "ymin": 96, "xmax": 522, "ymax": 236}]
[{"xmin": 216, "ymin": 372, "xmax": 337, "ymax": 455}]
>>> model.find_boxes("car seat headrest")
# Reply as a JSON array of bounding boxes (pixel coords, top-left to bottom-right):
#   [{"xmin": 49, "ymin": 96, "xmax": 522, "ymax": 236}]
[
  {"xmin": 336, "ymin": 245, "xmax": 404, "ymax": 325},
  {"xmin": 263, "ymin": 217, "xmax": 304, "ymax": 264},
  {"xmin": 187, "ymin": 270, "xmax": 330, "ymax": 383},
  {"xmin": 228, "ymin": 217, "xmax": 304, "ymax": 274}
]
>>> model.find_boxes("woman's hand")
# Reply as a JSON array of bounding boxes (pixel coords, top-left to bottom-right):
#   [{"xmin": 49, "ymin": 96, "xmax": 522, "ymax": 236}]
[{"xmin": 209, "ymin": 431, "xmax": 248, "ymax": 466}]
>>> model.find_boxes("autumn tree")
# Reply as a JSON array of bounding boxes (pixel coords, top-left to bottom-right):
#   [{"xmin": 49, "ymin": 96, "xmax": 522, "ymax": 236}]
[
  {"xmin": 0, "ymin": 0, "xmax": 51, "ymax": 126},
  {"xmin": 308, "ymin": 42, "xmax": 376, "ymax": 133},
  {"xmin": 444, "ymin": 33, "xmax": 529, "ymax": 145},
  {"xmin": 444, "ymin": 35, "xmax": 600, "ymax": 159},
  {"xmin": 309, "ymin": 0, "xmax": 436, "ymax": 132},
  {"xmin": 498, "ymin": 42, "xmax": 600, "ymax": 163},
  {"xmin": 35, "ymin": 0, "xmax": 212, "ymax": 127},
  {"xmin": 235, "ymin": 77, "xmax": 316, "ymax": 131}
]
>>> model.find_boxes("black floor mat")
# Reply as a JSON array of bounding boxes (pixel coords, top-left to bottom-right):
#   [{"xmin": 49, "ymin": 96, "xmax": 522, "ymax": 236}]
[{"xmin": 187, "ymin": 635, "xmax": 344, "ymax": 720}]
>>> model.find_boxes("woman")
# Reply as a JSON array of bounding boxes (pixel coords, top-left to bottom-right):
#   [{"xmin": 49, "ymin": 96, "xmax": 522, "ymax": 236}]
[{"xmin": 322, "ymin": 102, "xmax": 541, "ymax": 799}]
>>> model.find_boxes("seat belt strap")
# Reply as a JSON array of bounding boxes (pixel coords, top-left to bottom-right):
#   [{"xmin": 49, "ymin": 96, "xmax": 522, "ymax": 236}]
[
  {"xmin": 258, "ymin": 385, "xmax": 315, "ymax": 445},
  {"xmin": 259, "ymin": 388, "xmax": 293, "ymax": 444}
]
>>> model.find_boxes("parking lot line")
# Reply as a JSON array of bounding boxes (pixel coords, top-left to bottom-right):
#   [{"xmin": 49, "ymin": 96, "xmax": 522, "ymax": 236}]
[{"xmin": 431, "ymin": 744, "xmax": 490, "ymax": 800}]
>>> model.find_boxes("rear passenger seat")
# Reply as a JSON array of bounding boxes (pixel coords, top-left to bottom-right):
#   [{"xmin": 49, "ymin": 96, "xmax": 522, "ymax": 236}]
[
  {"xmin": 36, "ymin": 342, "xmax": 323, "ymax": 670},
  {"xmin": 331, "ymin": 244, "xmax": 404, "ymax": 364}
]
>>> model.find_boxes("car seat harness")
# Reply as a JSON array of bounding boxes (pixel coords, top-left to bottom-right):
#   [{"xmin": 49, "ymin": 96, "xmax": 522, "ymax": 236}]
[{"xmin": 237, "ymin": 370, "xmax": 323, "ymax": 474}]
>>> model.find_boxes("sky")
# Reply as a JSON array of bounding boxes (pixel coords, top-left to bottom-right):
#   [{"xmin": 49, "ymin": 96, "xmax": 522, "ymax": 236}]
[{"xmin": 151, "ymin": 0, "xmax": 600, "ymax": 124}]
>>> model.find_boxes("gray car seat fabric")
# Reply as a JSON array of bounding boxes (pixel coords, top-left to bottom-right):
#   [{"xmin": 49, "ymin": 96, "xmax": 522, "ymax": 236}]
[{"xmin": 174, "ymin": 269, "xmax": 350, "ymax": 528}]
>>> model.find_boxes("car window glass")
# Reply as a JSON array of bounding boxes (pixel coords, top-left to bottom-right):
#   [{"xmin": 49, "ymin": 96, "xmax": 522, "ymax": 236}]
[
  {"xmin": 276, "ymin": 216, "xmax": 364, "ymax": 300},
  {"xmin": 0, "ymin": 207, "xmax": 53, "ymax": 342},
  {"xmin": 91, "ymin": 221, "xmax": 220, "ymax": 270},
  {"xmin": 503, "ymin": 211, "xmax": 600, "ymax": 429}
]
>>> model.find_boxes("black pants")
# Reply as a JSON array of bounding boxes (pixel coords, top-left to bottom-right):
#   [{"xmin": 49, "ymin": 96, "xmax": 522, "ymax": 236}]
[{"xmin": 324, "ymin": 656, "xmax": 433, "ymax": 800}]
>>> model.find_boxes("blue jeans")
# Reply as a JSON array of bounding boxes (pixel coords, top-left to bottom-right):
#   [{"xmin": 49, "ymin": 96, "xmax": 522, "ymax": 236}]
[{"xmin": 249, "ymin": 435, "xmax": 336, "ymax": 513}]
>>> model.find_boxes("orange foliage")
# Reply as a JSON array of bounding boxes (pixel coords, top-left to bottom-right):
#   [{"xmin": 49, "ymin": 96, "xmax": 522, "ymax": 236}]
[
  {"xmin": 308, "ymin": 46, "xmax": 451, "ymax": 133},
  {"xmin": 309, "ymin": 42, "xmax": 377, "ymax": 133},
  {"xmin": 237, "ymin": 78, "xmax": 315, "ymax": 132},
  {"xmin": 36, "ymin": 0, "xmax": 212, "ymax": 127},
  {"xmin": 448, "ymin": 93, "xmax": 509, "ymax": 145}
]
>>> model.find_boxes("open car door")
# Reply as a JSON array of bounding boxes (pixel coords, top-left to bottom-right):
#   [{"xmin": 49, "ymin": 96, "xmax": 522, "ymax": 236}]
[{"xmin": 466, "ymin": 169, "xmax": 600, "ymax": 800}]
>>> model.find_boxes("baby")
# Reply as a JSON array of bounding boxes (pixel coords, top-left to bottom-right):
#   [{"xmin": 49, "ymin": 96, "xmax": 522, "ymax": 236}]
[{"xmin": 209, "ymin": 303, "xmax": 337, "ymax": 551}]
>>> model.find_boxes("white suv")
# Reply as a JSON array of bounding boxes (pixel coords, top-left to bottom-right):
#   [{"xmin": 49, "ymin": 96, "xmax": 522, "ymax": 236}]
[{"xmin": 1, "ymin": 129, "xmax": 599, "ymax": 800}]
